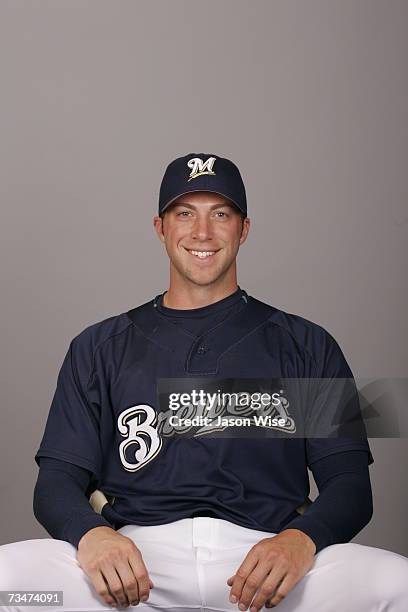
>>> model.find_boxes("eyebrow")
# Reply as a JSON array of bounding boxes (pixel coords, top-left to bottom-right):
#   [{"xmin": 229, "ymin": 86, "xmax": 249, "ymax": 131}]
[{"xmin": 171, "ymin": 201, "xmax": 234, "ymax": 211}]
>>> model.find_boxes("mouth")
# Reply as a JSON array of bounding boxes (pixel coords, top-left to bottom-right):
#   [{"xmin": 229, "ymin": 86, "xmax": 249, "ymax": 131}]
[{"xmin": 183, "ymin": 247, "xmax": 220, "ymax": 262}]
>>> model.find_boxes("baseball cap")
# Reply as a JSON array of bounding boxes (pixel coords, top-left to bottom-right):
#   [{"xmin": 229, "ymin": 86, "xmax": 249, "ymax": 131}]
[{"xmin": 158, "ymin": 153, "xmax": 247, "ymax": 217}]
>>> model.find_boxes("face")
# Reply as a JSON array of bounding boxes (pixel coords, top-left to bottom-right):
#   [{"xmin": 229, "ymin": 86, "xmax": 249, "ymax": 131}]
[{"xmin": 153, "ymin": 191, "xmax": 250, "ymax": 288}]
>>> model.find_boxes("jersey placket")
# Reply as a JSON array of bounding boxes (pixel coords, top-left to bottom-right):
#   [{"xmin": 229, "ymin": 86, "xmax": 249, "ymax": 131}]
[{"xmin": 129, "ymin": 293, "xmax": 273, "ymax": 376}]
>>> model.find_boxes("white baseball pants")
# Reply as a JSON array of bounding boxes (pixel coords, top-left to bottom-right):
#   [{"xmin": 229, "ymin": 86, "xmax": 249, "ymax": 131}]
[{"xmin": 1, "ymin": 517, "xmax": 408, "ymax": 612}]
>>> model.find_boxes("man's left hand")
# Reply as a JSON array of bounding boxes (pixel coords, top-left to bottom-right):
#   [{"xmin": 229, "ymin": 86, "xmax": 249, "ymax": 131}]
[{"xmin": 226, "ymin": 528, "xmax": 316, "ymax": 610}]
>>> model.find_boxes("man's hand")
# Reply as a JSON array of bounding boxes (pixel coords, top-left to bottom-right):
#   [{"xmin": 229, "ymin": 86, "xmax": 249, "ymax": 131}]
[
  {"xmin": 77, "ymin": 526, "xmax": 155, "ymax": 608},
  {"xmin": 226, "ymin": 528, "xmax": 316, "ymax": 610}
]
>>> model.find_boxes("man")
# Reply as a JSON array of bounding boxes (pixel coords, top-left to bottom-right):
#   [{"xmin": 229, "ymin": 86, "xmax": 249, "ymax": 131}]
[{"xmin": 1, "ymin": 153, "xmax": 408, "ymax": 612}]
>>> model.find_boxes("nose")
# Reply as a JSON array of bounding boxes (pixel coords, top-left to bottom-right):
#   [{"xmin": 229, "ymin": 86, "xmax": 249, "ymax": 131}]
[{"xmin": 191, "ymin": 215, "xmax": 213, "ymax": 242}]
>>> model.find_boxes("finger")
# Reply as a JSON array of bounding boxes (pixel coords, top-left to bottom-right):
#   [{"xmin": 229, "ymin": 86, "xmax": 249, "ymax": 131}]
[
  {"xmin": 128, "ymin": 549, "xmax": 152, "ymax": 603},
  {"xmin": 114, "ymin": 559, "xmax": 140, "ymax": 606},
  {"xmin": 238, "ymin": 562, "xmax": 279, "ymax": 611},
  {"xmin": 89, "ymin": 570, "xmax": 117, "ymax": 607},
  {"xmin": 101, "ymin": 564, "xmax": 129, "ymax": 608},
  {"xmin": 229, "ymin": 555, "xmax": 259, "ymax": 604},
  {"xmin": 264, "ymin": 572, "xmax": 297, "ymax": 608},
  {"xmin": 251, "ymin": 569, "xmax": 287, "ymax": 611}
]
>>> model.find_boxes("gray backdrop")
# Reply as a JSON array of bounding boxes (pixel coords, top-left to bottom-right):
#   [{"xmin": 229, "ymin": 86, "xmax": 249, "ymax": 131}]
[{"xmin": 1, "ymin": 1, "xmax": 407, "ymax": 556}]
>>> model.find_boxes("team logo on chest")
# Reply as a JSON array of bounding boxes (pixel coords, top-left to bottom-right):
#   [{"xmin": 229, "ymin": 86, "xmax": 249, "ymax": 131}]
[
  {"xmin": 117, "ymin": 405, "xmax": 162, "ymax": 472},
  {"xmin": 187, "ymin": 156, "xmax": 216, "ymax": 181},
  {"xmin": 116, "ymin": 381, "xmax": 296, "ymax": 472}
]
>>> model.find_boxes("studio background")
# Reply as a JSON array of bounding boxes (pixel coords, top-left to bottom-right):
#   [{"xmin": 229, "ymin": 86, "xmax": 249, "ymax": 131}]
[{"xmin": 0, "ymin": 1, "xmax": 407, "ymax": 555}]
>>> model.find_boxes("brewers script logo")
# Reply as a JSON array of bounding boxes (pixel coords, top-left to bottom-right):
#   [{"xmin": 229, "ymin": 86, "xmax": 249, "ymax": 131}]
[
  {"xmin": 118, "ymin": 404, "xmax": 163, "ymax": 473},
  {"xmin": 187, "ymin": 156, "xmax": 216, "ymax": 181},
  {"xmin": 117, "ymin": 387, "xmax": 295, "ymax": 473}
]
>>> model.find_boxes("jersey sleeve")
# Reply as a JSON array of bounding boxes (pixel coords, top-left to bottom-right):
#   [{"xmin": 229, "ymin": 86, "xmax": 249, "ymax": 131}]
[
  {"xmin": 35, "ymin": 334, "xmax": 103, "ymax": 481},
  {"xmin": 280, "ymin": 450, "xmax": 373, "ymax": 553},
  {"xmin": 305, "ymin": 329, "xmax": 374, "ymax": 467}
]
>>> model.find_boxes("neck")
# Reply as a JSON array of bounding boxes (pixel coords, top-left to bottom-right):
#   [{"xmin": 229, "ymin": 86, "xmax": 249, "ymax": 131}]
[{"xmin": 162, "ymin": 282, "xmax": 239, "ymax": 310}]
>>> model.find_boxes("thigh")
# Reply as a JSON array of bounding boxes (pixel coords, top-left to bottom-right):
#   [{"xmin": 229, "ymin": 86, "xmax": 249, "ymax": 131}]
[
  {"xmin": 200, "ymin": 541, "xmax": 408, "ymax": 612},
  {"xmin": 0, "ymin": 535, "xmax": 204, "ymax": 612},
  {"xmin": 294, "ymin": 542, "xmax": 408, "ymax": 612},
  {"xmin": 119, "ymin": 523, "xmax": 209, "ymax": 610},
  {"xmin": 0, "ymin": 538, "xmax": 112, "ymax": 612}
]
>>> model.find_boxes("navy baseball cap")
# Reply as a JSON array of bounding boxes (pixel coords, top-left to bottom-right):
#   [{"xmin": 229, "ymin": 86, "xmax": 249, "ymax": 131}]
[{"xmin": 158, "ymin": 153, "xmax": 247, "ymax": 217}]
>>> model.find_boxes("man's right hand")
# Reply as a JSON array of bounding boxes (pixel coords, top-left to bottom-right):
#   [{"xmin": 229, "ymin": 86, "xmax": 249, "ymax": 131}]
[{"xmin": 77, "ymin": 526, "xmax": 155, "ymax": 608}]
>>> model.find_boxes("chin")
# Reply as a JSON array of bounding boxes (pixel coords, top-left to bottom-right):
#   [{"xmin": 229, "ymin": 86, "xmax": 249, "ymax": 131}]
[
  {"xmin": 184, "ymin": 273, "xmax": 219, "ymax": 286},
  {"xmin": 171, "ymin": 255, "xmax": 232, "ymax": 286},
  {"xmin": 175, "ymin": 265, "xmax": 219, "ymax": 286}
]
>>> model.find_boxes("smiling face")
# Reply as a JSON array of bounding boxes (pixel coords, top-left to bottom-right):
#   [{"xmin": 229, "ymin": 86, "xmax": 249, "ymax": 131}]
[{"xmin": 153, "ymin": 191, "xmax": 250, "ymax": 290}]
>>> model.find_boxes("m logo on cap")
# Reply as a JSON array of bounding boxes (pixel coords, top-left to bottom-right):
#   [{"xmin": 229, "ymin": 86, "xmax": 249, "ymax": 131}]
[{"xmin": 187, "ymin": 157, "xmax": 216, "ymax": 181}]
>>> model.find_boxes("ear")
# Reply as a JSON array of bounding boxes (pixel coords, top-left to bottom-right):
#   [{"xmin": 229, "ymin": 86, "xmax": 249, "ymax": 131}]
[
  {"xmin": 239, "ymin": 217, "xmax": 250, "ymax": 245},
  {"xmin": 153, "ymin": 215, "xmax": 166, "ymax": 244}
]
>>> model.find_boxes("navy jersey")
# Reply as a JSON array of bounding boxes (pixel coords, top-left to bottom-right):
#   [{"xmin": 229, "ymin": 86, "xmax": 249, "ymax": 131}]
[{"xmin": 35, "ymin": 288, "xmax": 373, "ymax": 534}]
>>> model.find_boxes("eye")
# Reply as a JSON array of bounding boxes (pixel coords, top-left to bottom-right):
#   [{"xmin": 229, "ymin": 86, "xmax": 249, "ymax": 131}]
[
  {"xmin": 176, "ymin": 211, "xmax": 191, "ymax": 217},
  {"xmin": 215, "ymin": 211, "xmax": 229, "ymax": 218}
]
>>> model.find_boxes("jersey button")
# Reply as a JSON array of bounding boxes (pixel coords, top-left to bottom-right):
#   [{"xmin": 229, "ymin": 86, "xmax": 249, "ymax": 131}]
[{"xmin": 197, "ymin": 345, "xmax": 208, "ymax": 354}]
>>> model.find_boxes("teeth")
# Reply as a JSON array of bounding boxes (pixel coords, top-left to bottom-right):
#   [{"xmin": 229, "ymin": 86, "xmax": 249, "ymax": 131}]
[{"xmin": 188, "ymin": 250, "xmax": 216, "ymax": 258}]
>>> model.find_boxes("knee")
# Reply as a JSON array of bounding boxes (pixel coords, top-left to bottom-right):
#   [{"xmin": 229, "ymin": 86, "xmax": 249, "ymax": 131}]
[
  {"xmin": 0, "ymin": 542, "xmax": 21, "ymax": 590},
  {"xmin": 374, "ymin": 550, "xmax": 408, "ymax": 607},
  {"xmin": 0, "ymin": 539, "xmax": 75, "ymax": 591}
]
